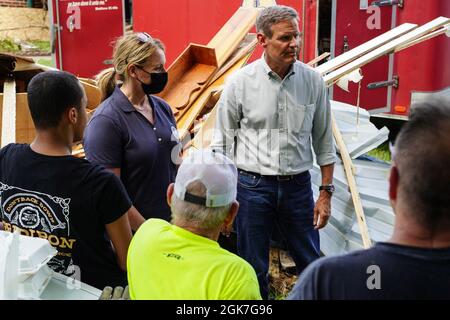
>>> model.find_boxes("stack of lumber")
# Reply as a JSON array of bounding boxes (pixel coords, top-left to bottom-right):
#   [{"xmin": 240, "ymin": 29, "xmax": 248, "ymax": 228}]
[
  {"xmin": 0, "ymin": 53, "xmax": 100, "ymax": 149},
  {"xmin": 72, "ymin": 5, "xmax": 261, "ymax": 158},
  {"xmin": 320, "ymin": 17, "xmax": 449, "ymax": 85},
  {"xmin": 157, "ymin": 6, "xmax": 261, "ymax": 143}
]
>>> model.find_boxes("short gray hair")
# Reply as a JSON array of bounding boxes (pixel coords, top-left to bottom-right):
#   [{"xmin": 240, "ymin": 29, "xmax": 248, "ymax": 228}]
[
  {"xmin": 256, "ymin": 5, "xmax": 299, "ymax": 38},
  {"xmin": 171, "ymin": 180, "xmax": 232, "ymax": 229},
  {"xmin": 394, "ymin": 97, "xmax": 450, "ymax": 229}
]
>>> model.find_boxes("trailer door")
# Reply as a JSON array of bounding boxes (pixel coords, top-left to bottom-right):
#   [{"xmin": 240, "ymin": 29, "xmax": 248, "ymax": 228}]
[
  {"xmin": 331, "ymin": 0, "xmax": 397, "ymax": 113},
  {"xmin": 49, "ymin": 0, "xmax": 125, "ymax": 78}
]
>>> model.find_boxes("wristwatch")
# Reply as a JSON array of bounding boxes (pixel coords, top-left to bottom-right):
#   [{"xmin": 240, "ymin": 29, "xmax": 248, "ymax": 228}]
[{"xmin": 319, "ymin": 184, "xmax": 335, "ymax": 195}]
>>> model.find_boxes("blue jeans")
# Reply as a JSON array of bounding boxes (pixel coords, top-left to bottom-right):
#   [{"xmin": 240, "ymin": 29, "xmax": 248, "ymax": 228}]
[{"xmin": 236, "ymin": 170, "xmax": 320, "ymax": 300}]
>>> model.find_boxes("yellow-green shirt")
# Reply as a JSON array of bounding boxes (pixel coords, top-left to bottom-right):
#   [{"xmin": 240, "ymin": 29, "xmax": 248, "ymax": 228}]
[{"xmin": 127, "ymin": 219, "xmax": 261, "ymax": 300}]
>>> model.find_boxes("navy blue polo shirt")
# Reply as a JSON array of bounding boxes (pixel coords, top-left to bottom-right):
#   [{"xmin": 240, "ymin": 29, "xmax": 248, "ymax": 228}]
[{"xmin": 83, "ymin": 86, "xmax": 181, "ymax": 221}]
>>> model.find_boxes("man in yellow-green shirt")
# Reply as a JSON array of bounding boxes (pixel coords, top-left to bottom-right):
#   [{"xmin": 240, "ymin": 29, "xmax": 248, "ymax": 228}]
[{"xmin": 127, "ymin": 149, "xmax": 261, "ymax": 300}]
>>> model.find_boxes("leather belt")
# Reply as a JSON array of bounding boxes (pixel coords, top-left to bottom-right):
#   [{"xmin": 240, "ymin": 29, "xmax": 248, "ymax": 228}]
[{"xmin": 238, "ymin": 169, "xmax": 302, "ymax": 181}]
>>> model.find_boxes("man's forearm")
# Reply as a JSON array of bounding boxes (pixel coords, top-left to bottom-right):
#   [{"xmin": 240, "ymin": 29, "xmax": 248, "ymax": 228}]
[
  {"xmin": 320, "ymin": 163, "xmax": 335, "ymax": 185},
  {"xmin": 128, "ymin": 206, "xmax": 146, "ymax": 232}
]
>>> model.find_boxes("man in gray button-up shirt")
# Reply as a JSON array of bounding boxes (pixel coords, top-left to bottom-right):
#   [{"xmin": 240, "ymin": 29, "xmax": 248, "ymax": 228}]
[{"xmin": 211, "ymin": 5, "xmax": 336, "ymax": 299}]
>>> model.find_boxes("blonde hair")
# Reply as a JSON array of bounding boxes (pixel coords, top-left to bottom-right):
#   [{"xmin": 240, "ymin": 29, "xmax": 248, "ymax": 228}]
[{"xmin": 97, "ymin": 33, "xmax": 165, "ymax": 101}]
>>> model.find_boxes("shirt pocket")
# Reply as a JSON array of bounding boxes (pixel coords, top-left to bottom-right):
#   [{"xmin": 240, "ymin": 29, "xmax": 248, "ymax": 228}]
[{"xmin": 287, "ymin": 103, "xmax": 315, "ymax": 134}]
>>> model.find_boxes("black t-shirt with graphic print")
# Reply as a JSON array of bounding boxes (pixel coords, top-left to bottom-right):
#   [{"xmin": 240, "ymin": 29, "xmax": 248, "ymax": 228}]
[{"xmin": 0, "ymin": 144, "xmax": 132, "ymax": 290}]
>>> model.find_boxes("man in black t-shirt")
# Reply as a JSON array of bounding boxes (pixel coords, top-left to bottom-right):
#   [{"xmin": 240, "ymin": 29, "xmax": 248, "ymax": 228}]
[
  {"xmin": 288, "ymin": 98, "xmax": 450, "ymax": 300},
  {"xmin": 0, "ymin": 71, "xmax": 139, "ymax": 290}
]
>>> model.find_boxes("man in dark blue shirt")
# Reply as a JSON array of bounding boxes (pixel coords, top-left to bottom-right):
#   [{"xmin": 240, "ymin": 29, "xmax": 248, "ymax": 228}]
[{"xmin": 288, "ymin": 98, "xmax": 450, "ymax": 300}]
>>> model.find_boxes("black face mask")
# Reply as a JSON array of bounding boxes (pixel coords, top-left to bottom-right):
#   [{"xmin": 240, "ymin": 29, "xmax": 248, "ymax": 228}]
[{"xmin": 139, "ymin": 72, "xmax": 168, "ymax": 95}]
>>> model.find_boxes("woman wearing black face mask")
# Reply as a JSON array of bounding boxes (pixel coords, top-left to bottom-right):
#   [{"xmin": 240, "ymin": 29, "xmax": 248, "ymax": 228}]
[{"xmin": 83, "ymin": 33, "xmax": 181, "ymax": 231}]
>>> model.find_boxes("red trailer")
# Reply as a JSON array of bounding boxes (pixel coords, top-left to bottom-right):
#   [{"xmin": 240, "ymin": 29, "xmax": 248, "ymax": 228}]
[
  {"xmin": 132, "ymin": 0, "xmax": 318, "ymax": 66},
  {"xmin": 329, "ymin": 0, "xmax": 450, "ymax": 119},
  {"xmin": 49, "ymin": 0, "xmax": 125, "ymax": 78},
  {"xmin": 134, "ymin": 0, "xmax": 449, "ymax": 120}
]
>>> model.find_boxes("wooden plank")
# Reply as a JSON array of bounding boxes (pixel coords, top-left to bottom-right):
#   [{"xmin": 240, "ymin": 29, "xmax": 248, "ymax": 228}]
[
  {"xmin": 164, "ymin": 63, "xmax": 216, "ymax": 112},
  {"xmin": 324, "ymin": 17, "xmax": 450, "ymax": 85},
  {"xmin": 0, "ymin": 53, "xmax": 38, "ymax": 73},
  {"xmin": 1, "ymin": 80, "xmax": 16, "ymax": 147},
  {"xmin": 15, "ymin": 80, "xmax": 26, "ymax": 93},
  {"xmin": 0, "ymin": 54, "xmax": 52, "ymax": 72},
  {"xmin": 178, "ymin": 36, "xmax": 257, "ymax": 130},
  {"xmin": 209, "ymin": 36, "xmax": 258, "ymax": 85},
  {"xmin": 80, "ymin": 80, "xmax": 101, "ymax": 110},
  {"xmin": 161, "ymin": 7, "xmax": 258, "ymax": 120},
  {"xmin": 307, "ymin": 52, "xmax": 330, "ymax": 67},
  {"xmin": 174, "ymin": 36, "xmax": 257, "ymax": 122},
  {"xmin": 192, "ymin": 34, "xmax": 258, "ymax": 149},
  {"xmin": 15, "ymin": 94, "xmax": 35, "ymax": 144},
  {"xmin": 395, "ymin": 23, "xmax": 450, "ymax": 52},
  {"xmin": 78, "ymin": 77, "xmax": 97, "ymax": 85},
  {"xmin": 158, "ymin": 44, "xmax": 218, "ymax": 115},
  {"xmin": 14, "ymin": 62, "xmax": 52, "ymax": 72},
  {"xmin": 332, "ymin": 115, "xmax": 372, "ymax": 249},
  {"xmin": 0, "ymin": 93, "xmax": 36, "ymax": 143},
  {"xmin": 5, "ymin": 54, "xmax": 34, "ymax": 64},
  {"xmin": 191, "ymin": 90, "xmax": 222, "ymax": 150},
  {"xmin": 177, "ymin": 90, "xmax": 214, "ymax": 141},
  {"xmin": 207, "ymin": 7, "xmax": 259, "ymax": 67},
  {"xmin": 316, "ymin": 23, "xmax": 417, "ymax": 75},
  {"xmin": 177, "ymin": 53, "xmax": 251, "ymax": 141},
  {"xmin": 0, "ymin": 93, "xmax": 38, "ymax": 145},
  {"xmin": 30, "ymin": 63, "xmax": 58, "ymax": 72},
  {"xmin": 72, "ymin": 146, "xmax": 85, "ymax": 158}
]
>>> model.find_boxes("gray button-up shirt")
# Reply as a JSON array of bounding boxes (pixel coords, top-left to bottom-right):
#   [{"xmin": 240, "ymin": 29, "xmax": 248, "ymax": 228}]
[{"xmin": 210, "ymin": 57, "xmax": 336, "ymax": 175}]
